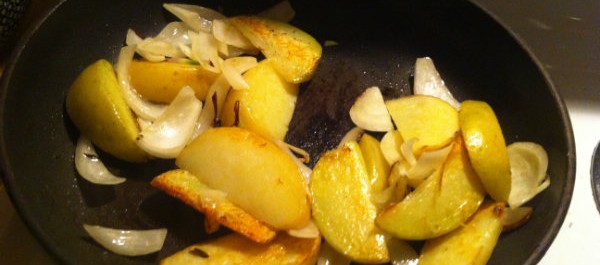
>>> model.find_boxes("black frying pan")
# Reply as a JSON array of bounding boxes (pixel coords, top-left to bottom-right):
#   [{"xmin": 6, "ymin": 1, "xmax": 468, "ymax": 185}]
[{"xmin": 0, "ymin": 0, "xmax": 575, "ymax": 264}]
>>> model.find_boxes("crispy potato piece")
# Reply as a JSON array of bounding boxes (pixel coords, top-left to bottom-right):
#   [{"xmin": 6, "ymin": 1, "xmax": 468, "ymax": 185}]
[
  {"xmin": 151, "ymin": 169, "xmax": 276, "ymax": 243},
  {"xmin": 229, "ymin": 16, "xmax": 322, "ymax": 84},
  {"xmin": 160, "ymin": 233, "xmax": 320, "ymax": 265},
  {"xmin": 419, "ymin": 202, "xmax": 506, "ymax": 265}
]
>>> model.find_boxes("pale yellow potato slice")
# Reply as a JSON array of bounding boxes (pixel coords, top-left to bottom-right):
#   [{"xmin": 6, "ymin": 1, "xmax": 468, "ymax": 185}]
[
  {"xmin": 385, "ymin": 95, "xmax": 459, "ymax": 154},
  {"xmin": 228, "ymin": 16, "xmax": 322, "ymax": 84},
  {"xmin": 129, "ymin": 60, "xmax": 218, "ymax": 103},
  {"xmin": 310, "ymin": 141, "xmax": 389, "ymax": 263},
  {"xmin": 66, "ymin": 59, "xmax": 147, "ymax": 162},
  {"xmin": 376, "ymin": 136, "xmax": 485, "ymax": 240},
  {"xmin": 151, "ymin": 169, "xmax": 276, "ymax": 243},
  {"xmin": 459, "ymin": 100, "xmax": 512, "ymax": 203},
  {"xmin": 221, "ymin": 59, "xmax": 298, "ymax": 140},
  {"xmin": 419, "ymin": 202, "xmax": 505, "ymax": 265},
  {"xmin": 176, "ymin": 127, "xmax": 310, "ymax": 230},
  {"xmin": 359, "ymin": 133, "xmax": 390, "ymax": 194},
  {"xmin": 160, "ymin": 233, "xmax": 320, "ymax": 265}
]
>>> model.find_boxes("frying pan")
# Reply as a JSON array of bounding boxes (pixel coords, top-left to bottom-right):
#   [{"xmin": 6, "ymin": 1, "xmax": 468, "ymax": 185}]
[{"xmin": 0, "ymin": 0, "xmax": 575, "ymax": 264}]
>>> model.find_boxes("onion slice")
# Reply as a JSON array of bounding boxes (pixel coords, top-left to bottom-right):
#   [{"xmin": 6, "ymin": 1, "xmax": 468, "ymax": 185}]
[
  {"xmin": 413, "ymin": 57, "xmax": 460, "ymax": 109},
  {"xmin": 317, "ymin": 240, "xmax": 352, "ymax": 265},
  {"xmin": 287, "ymin": 219, "xmax": 320, "ymax": 239},
  {"xmin": 137, "ymin": 86, "xmax": 202, "ymax": 158},
  {"xmin": 163, "ymin": 3, "xmax": 225, "ymax": 33},
  {"xmin": 349, "ymin": 86, "xmax": 394, "ymax": 132},
  {"xmin": 387, "ymin": 238, "xmax": 419, "ymax": 265},
  {"xmin": 222, "ymin": 56, "xmax": 258, "ymax": 90},
  {"xmin": 83, "ymin": 224, "xmax": 167, "ymax": 256},
  {"xmin": 212, "ymin": 19, "xmax": 255, "ymax": 50},
  {"xmin": 192, "ymin": 74, "xmax": 231, "ymax": 139},
  {"xmin": 273, "ymin": 139, "xmax": 313, "ymax": 183},
  {"xmin": 406, "ymin": 143, "xmax": 453, "ymax": 187},
  {"xmin": 116, "ymin": 45, "xmax": 167, "ymax": 121},
  {"xmin": 380, "ymin": 130, "xmax": 403, "ymax": 165},
  {"xmin": 399, "ymin": 138, "xmax": 418, "ymax": 166},
  {"xmin": 507, "ymin": 142, "xmax": 550, "ymax": 208},
  {"xmin": 502, "ymin": 206, "xmax": 533, "ymax": 232},
  {"xmin": 74, "ymin": 136, "xmax": 126, "ymax": 185},
  {"xmin": 338, "ymin": 127, "xmax": 364, "ymax": 148}
]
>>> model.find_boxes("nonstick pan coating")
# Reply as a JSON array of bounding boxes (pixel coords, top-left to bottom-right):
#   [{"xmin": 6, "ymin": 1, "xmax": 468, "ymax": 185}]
[{"xmin": 0, "ymin": 0, "xmax": 574, "ymax": 264}]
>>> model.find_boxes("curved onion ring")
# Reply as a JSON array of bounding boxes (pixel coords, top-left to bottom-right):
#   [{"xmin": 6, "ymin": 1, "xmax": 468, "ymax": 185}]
[
  {"xmin": 116, "ymin": 45, "xmax": 167, "ymax": 120},
  {"xmin": 83, "ymin": 224, "xmax": 167, "ymax": 256},
  {"xmin": 137, "ymin": 86, "xmax": 202, "ymax": 159},
  {"xmin": 74, "ymin": 136, "xmax": 126, "ymax": 185}
]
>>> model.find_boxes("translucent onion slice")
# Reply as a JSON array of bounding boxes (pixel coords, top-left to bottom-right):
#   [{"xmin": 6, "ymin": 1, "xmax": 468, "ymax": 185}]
[
  {"xmin": 156, "ymin": 22, "xmax": 191, "ymax": 46},
  {"xmin": 125, "ymin": 29, "xmax": 143, "ymax": 46},
  {"xmin": 212, "ymin": 19, "xmax": 255, "ymax": 50},
  {"xmin": 349, "ymin": 86, "xmax": 394, "ymax": 132},
  {"xmin": 502, "ymin": 206, "xmax": 533, "ymax": 232},
  {"xmin": 373, "ymin": 162, "xmax": 409, "ymax": 207},
  {"xmin": 116, "ymin": 45, "xmax": 167, "ymax": 121},
  {"xmin": 222, "ymin": 56, "xmax": 258, "ymax": 90},
  {"xmin": 191, "ymin": 75, "xmax": 231, "ymax": 139},
  {"xmin": 338, "ymin": 127, "xmax": 364, "ymax": 148},
  {"xmin": 400, "ymin": 138, "xmax": 418, "ymax": 166},
  {"xmin": 258, "ymin": 0, "xmax": 296, "ymax": 22},
  {"xmin": 380, "ymin": 130, "xmax": 403, "ymax": 165},
  {"xmin": 189, "ymin": 30, "xmax": 222, "ymax": 73},
  {"xmin": 273, "ymin": 139, "xmax": 313, "ymax": 184},
  {"xmin": 74, "ymin": 136, "xmax": 126, "ymax": 185},
  {"xmin": 413, "ymin": 57, "xmax": 461, "ymax": 109},
  {"xmin": 136, "ymin": 38, "xmax": 184, "ymax": 61},
  {"xmin": 163, "ymin": 3, "xmax": 225, "ymax": 33},
  {"xmin": 507, "ymin": 142, "xmax": 550, "ymax": 208},
  {"xmin": 287, "ymin": 219, "xmax": 320, "ymax": 239},
  {"xmin": 317, "ymin": 240, "xmax": 352, "ymax": 265},
  {"xmin": 137, "ymin": 86, "xmax": 202, "ymax": 159},
  {"xmin": 387, "ymin": 238, "xmax": 419, "ymax": 265},
  {"xmin": 83, "ymin": 224, "xmax": 167, "ymax": 256},
  {"xmin": 406, "ymin": 143, "xmax": 453, "ymax": 187}
]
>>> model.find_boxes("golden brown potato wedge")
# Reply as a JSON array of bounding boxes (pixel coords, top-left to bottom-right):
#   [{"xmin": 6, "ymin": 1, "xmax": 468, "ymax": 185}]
[
  {"xmin": 228, "ymin": 16, "xmax": 322, "ymax": 84},
  {"xmin": 419, "ymin": 202, "xmax": 506, "ymax": 265},
  {"xmin": 176, "ymin": 127, "xmax": 310, "ymax": 230},
  {"xmin": 151, "ymin": 169, "xmax": 276, "ymax": 243},
  {"xmin": 311, "ymin": 141, "xmax": 389, "ymax": 263},
  {"xmin": 376, "ymin": 136, "xmax": 486, "ymax": 240},
  {"xmin": 160, "ymin": 233, "xmax": 320, "ymax": 265}
]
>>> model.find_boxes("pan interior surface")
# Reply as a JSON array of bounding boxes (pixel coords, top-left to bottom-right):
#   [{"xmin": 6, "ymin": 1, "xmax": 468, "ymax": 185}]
[{"xmin": 0, "ymin": 0, "xmax": 573, "ymax": 264}]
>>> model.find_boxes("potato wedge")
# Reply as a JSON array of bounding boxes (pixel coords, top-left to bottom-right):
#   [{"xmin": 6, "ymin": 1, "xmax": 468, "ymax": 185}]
[
  {"xmin": 419, "ymin": 202, "xmax": 506, "ymax": 265},
  {"xmin": 311, "ymin": 141, "xmax": 389, "ymax": 263},
  {"xmin": 160, "ymin": 233, "xmax": 320, "ymax": 265},
  {"xmin": 459, "ymin": 100, "xmax": 511, "ymax": 202},
  {"xmin": 359, "ymin": 133, "xmax": 390, "ymax": 194},
  {"xmin": 385, "ymin": 95, "xmax": 459, "ymax": 154},
  {"xmin": 66, "ymin": 59, "xmax": 147, "ymax": 162},
  {"xmin": 376, "ymin": 136, "xmax": 486, "ymax": 240},
  {"xmin": 176, "ymin": 127, "xmax": 310, "ymax": 230},
  {"xmin": 229, "ymin": 16, "xmax": 322, "ymax": 84},
  {"xmin": 151, "ymin": 169, "xmax": 276, "ymax": 243},
  {"xmin": 221, "ymin": 59, "xmax": 299, "ymax": 140},
  {"xmin": 129, "ymin": 60, "xmax": 218, "ymax": 103}
]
